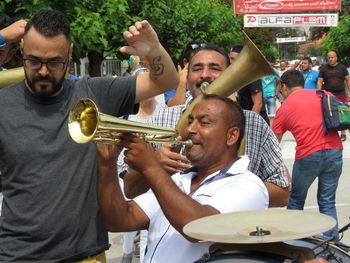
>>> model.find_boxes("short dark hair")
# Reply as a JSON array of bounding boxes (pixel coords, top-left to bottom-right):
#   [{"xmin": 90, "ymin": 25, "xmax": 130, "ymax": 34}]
[
  {"xmin": 189, "ymin": 44, "xmax": 230, "ymax": 68},
  {"xmin": 24, "ymin": 9, "xmax": 71, "ymax": 41},
  {"xmin": 0, "ymin": 13, "xmax": 14, "ymax": 30},
  {"xmin": 281, "ymin": 70, "xmax": 305, "ymax": 89},
  {"xmin": 230, "ymin": 45, "xmax": 243, "ymax": 53},
  {"xmin": 201, "ymin": 94, "xmax": 245, "ymax": 150},
  {"xmin": 302, "ymin": 57, "xmax": 312, "ymax": 64},
  {"xmin": 266, "ymin": 55, "xmax": 276, "ymax": 63}
]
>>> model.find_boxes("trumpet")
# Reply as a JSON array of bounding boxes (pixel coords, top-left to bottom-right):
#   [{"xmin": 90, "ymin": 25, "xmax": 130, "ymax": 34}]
[{"xmin": 68, "ymin": 98, "xmax": 192, "ymax": 147}]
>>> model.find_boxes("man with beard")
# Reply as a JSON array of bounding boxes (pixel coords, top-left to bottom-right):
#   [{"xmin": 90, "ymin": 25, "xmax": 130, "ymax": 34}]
[
  {"xmin": 300, "ymin": 57, "xmax": 319, "ymax": 90},
  {"xmin": 122, "ymin": 45, "xmax": 290, "ymax": 207},
  {"xmin": 97, "ymin": 94, "xmax": 268, "ymax": 263},
  {"xmin": 0, "ymin": 9, "xmax": 178, "ymax": 262}
]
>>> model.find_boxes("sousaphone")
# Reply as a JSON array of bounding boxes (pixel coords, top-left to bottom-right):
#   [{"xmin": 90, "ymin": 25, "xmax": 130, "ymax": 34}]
[{"xmin": 0, "ymin": 67, "xmax": 24, "ymax": 89}]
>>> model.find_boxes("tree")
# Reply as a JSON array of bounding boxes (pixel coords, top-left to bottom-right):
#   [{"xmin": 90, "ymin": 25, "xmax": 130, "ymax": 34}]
[
  {"xmin": 262, "ymin": 45, "xmax": 279, "ymax": 59},
  {"xmin": 1, "ymin": 0, "xmax": 246, "ymax": 74},
  {"xmin": 1, "ymin": 0, "xmax": 132, "ymax": 76},
  {"xmin": 244, "ymin": 28, "xmax": 274, "ymax": 51},
  {"xmin": 272, "ymin": 27, "xmax": 305, "ymax": 60},
  {"xmin": 139, "ymin": 0, "xmax": 243, "ymax": 63},
  {"xmin": 304, "ymin": 46, "xmax": 323, "ymax": 58},
  {"xmin": 310, "ymin": 1, "xmax": 350, "ymax": 41},
  {"xmin": 70, "ymin": 0, "xmax": 132, "ymax": 76},
  {"xmin": 322, "ymin": 15, "xmax": 350, "ymax": 65}
]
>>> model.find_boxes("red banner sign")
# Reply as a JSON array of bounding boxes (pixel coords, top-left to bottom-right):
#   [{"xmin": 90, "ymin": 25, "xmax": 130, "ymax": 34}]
[{"xmin": 234, "ymin": 0, "xmax": 341, "ymax": 14}]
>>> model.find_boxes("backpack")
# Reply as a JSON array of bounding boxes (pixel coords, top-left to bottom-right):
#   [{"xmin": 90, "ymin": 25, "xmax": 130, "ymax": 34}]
[{"xmin": 316, "ymin": 90, "xmax": 350, "ymax": 134}]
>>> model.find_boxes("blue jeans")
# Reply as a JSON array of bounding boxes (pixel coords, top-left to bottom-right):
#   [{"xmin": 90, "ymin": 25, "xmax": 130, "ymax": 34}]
[
  {"xmin": 264, "ymin": 96, "xmax": 276, "ymax": 117},
  {"xmin": 287, "ymin": 149, "xmax": 342, "ymax": 239}
]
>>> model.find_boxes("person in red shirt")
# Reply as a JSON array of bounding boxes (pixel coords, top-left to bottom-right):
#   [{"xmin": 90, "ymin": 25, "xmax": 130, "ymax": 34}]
[{"xmin": 273, "ymin": 70, "xmax": 343, "ymax": 241}]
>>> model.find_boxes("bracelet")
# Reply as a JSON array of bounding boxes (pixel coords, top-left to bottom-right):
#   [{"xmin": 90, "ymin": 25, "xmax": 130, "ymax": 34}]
[{"xmin": 0, "ymin": 34, "xmax": 5, "ymax": 47}]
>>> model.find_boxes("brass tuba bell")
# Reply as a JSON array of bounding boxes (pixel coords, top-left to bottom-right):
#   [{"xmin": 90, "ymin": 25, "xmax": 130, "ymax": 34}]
[
  {"xmin": 0, "ymin": 67, "xmax": 25, "ymax": 89},
  {"xmin": 68, "ymin": 98, "xmax": 192, "ymax": 147},
  {"xmin": 175, "ymin": 31, "xmax": 279, "ymax": 155}
]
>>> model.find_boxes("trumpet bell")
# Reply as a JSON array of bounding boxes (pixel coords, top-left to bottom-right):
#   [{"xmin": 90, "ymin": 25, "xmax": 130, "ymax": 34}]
[
  {"xmin": 68, "ymin": 98, "xmax": 192, "ymax": 147},
  {"xmin": 68, "ymin": 99, "xmax": 99, "ymax": 143}
]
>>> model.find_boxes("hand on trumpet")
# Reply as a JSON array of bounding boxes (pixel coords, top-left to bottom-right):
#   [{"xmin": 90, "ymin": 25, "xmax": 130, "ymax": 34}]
[
  {"xmin": 156, "ymin": 143, "xmax": 191, "ymax": 175},
  {"xmin": 119, "ymin": 134, "xmax": 191, "ymax": 198},
  {"xmin": 96, "ymin": 143, "xmax": 123, "ymax": 166},
  {"xmin": 120, "ymin": 133, "xmax": 161, "ymax": 175}
]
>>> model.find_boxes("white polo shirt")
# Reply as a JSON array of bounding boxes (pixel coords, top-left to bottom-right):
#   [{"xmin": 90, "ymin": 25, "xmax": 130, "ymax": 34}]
[{"xmin": 134, "ymin": 155, "xmax": 269, "ymax": 263}]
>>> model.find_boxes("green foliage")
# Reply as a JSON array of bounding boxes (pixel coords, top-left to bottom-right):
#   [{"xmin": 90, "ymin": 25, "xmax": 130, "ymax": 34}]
[
  {"xmin": 262, "ymin": 45, "xmax": 279, "ymax": 59},
  {"xmin": 244, "ymin": 28, "xmax": 274, "ymax": 51},
  {"xmin": 70, "ymin": 0, "xmax": 131, "ymax": 61},
  {"xmin": 308, "ymin": 2, "xmax": 350, "ymax": 41},
  {"xmin": 139, "ymin": 0, "xmax": 242, "ymax": 62},
  {"xmin": 305, "ymin": 46, "xmax": 323, "ymax": 57},
  {"xmin": 322, "ymin": 15, "xmax": 350, "ymax": 65},
  {"xmin": 1, "ymin": 0, "xmax": 246, "ymax": 70}
]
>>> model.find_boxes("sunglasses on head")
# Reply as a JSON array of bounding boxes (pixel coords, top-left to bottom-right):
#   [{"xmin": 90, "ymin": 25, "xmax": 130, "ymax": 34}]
[{"xmin": 190, "ymin": 43, "xmax": 207, "ymax": 50}]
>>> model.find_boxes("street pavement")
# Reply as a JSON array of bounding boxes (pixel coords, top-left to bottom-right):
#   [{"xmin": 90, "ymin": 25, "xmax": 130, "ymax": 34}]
[{"xmin": 105, "ymin": 131, "xmax": 350, "ymax": 263}]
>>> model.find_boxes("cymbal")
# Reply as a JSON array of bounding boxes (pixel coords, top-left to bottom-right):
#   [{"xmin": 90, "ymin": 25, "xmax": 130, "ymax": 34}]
[{"xmin": 183, "ymin": 209, "xmax": 336, "ymax": 244}]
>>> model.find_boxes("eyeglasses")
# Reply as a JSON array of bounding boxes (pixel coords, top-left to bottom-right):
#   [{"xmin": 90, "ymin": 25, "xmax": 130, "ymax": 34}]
[
  {"xmin": 190, "ymin": 43, "xmax": 207, "ymax": 50},
  {"xmin": 23, "ymin": 56, "xmax": 69, "ymax": 71}
]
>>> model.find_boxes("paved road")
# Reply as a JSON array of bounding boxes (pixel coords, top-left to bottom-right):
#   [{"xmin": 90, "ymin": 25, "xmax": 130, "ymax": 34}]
[{"xmin": 106, "ymin": 132, "xmax": 350, "ymax": 263}]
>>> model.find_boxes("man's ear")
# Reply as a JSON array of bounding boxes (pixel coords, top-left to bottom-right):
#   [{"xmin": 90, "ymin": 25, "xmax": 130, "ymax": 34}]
[{"xmin": 227, "ymin": 127, "xmax": 239, "ymax": 147}]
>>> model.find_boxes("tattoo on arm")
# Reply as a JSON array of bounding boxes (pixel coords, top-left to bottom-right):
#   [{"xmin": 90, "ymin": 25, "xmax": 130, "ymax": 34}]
[{"xmin": 150, "ymin": 56, "xmax": 164, "ymax": 77}]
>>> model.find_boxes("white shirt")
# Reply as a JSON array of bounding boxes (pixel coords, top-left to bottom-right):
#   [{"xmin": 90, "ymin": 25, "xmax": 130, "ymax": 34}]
[{"xmin": 134, "ymin": 155, "xmax": 269, "ymax": 263}]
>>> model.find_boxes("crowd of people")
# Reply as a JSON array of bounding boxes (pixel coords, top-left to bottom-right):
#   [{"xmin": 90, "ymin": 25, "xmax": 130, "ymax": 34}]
[{"xmin": 0, "ymin": 9, "xmax": 348, "ymax": 263}]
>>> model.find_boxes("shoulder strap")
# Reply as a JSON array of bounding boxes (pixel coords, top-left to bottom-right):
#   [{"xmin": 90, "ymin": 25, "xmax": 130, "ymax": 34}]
[
  {"xmin": 316, "ymin": 90, "xmax": 325, "ymax": 96},
  {"xmin": 304, "ymin": 71, "xmax": 311, "ymax": 81},
  {"xmin": 315, "ymin": 90, "xmax": 328, "ymax": 134}
]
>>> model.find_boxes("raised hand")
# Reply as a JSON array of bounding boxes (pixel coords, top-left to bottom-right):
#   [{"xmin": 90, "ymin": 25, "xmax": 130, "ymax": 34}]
[
  {"xmin": 120, "ymin": 20, "xmax": 159, "ymax": 57},
  {"xmin": 1, "ymin": 19, "xmax": 27, "ymax": 43}
]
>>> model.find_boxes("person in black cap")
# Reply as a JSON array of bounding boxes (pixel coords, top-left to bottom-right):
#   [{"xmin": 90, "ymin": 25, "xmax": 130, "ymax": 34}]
[{"xmin": 229, "ymin": 45, "xmax": 269, "ymax": 125}]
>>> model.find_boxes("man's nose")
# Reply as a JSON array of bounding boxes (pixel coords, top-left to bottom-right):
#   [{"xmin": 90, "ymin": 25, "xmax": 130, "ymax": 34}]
[
  {"xmin": 185, "ymin": 120, "xmax": 198, "ymax": 135},
  {"xmin": 38, "ymin": 63, "xmax": 49, "ymax": 75},
  {"xmin": 200, "ymin": 67, "xmax": 212, "ymax": 80}
]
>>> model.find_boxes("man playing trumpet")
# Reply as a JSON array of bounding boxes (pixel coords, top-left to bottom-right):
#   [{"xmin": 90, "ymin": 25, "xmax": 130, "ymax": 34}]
[{"xmin": 97, "ymin": 94, "xmax": 268, "ymax": 263}]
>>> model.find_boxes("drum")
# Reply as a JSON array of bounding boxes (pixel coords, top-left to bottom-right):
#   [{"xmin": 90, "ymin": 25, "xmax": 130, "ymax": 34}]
[
  {"xmin": 194, "ymin": 251, "xmax": 286, "ymax": 262},
  {"xmin": 285, "ymin": 237, "xmax": 350, "ymax": 263},
  {"xmin": 194, "ymin": 238, "xmax": 350, "ymax": 263}
]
